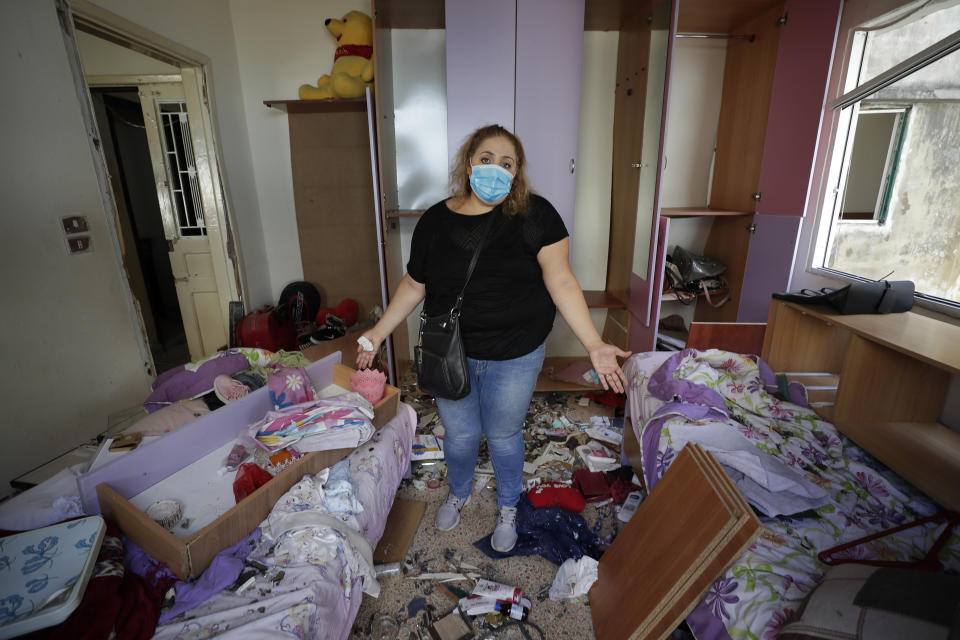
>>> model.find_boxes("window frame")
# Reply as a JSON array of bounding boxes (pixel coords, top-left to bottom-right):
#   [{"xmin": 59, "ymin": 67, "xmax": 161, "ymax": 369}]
[
  {"xmin": 809, "ymin": 23, "xmax": 960, "ymax": 315},
  {"xmin": 834, "ymin": 105, "xmax": 910, "ymax": 225}
]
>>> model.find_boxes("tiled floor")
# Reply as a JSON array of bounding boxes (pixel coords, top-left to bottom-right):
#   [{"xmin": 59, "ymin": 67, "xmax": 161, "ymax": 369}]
[{"xmin": 349, "ymin": 392, "xmax": 624, "ymax": 639}]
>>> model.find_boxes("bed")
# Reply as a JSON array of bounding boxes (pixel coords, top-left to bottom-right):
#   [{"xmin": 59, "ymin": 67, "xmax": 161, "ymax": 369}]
[
  {"xmin": 150, "ymin": 402, "xmax": 415, "ymax": 640},
  {"xmin": 0, "ymin": 353, "xmax": 414, "ymax": 640},
  {"xmin": 623, "ymin": 348, "xmax": 960, "ymax": 640}
]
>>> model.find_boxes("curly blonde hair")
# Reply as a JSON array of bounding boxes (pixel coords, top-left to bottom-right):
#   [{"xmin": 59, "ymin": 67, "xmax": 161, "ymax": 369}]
[{"xmin": 449, "ymin": 125, "xmax": 532, "ymax": 216}]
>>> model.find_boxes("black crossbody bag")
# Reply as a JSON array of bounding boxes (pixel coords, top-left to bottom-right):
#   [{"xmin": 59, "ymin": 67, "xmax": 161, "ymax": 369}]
[{"xmin": 414, "ymin": 212, "xmax": 495, "ymax": 399}]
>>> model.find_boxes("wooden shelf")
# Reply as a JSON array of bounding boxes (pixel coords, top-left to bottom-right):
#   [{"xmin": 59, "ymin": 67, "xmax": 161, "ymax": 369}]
[
  {"xmin": 536, "ymin": 357, "xmax": 600, "ymax": 392},
  {"xmin": 263, "ymin": 98, "xmax": 367, "ymax": 114},
  {"xmin": 385, "ymin": 209, "xmax": 424, "ymax": 219},
  {"xmin": 583, "ymin": 289, "xmax": 628, "ymax": 309},
  {"xmin": 661, "ymin": 286, "xmax": 730, "ymax": 303},
  {"xmin": 661, "ymin": 207, "xmax": 750, "ymax": 218},
  {"xmin": 776, "ymin": 302, "xmax": 960, "ymax": 375}
]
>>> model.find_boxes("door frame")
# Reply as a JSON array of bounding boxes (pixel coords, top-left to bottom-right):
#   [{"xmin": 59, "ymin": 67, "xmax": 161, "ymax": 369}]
[{"xmin": 64, "ymin": 0, "xmax": 245, "ymax": 368}]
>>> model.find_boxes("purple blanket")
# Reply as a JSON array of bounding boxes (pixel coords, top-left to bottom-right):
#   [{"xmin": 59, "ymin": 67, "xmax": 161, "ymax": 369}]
[{"xmin": 145, "ymin": 353, "xmax": 249, "ymax": 413}]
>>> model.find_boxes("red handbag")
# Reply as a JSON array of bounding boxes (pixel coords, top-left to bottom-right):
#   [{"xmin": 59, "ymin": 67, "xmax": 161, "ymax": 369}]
[{"xmin": 236, "ymin": 306, "xmax": 296, "ymax": 352}]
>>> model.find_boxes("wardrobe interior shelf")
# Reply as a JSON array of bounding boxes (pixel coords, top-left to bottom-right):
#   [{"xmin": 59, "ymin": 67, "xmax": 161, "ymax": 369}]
[
  {"xmin": 583, "ymin": 289, "xmax": 628, "ymax": 309},
  {"xmin": 263, "ymin": 98, "xmax": 367, "ymax": 113},
  {"xmin": 661, "ymin": 286, "xmax": 730, "ymax": 303},
  {"xmin": 384, "ymin": 210, "xmax": 425, "ymax": 219},
  {"xmin": 660, "ymin": 207, "xmax": 750, "ymax": 218}
]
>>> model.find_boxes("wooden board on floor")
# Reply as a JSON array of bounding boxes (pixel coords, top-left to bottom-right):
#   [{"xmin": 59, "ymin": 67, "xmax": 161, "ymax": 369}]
[
  {"xmin": 373, "ymin": 498, "xmax": 426, "ymax": 564},
  {"xmin": 589, "ymin": 444, "xmax": 761, "ymax": 640}
]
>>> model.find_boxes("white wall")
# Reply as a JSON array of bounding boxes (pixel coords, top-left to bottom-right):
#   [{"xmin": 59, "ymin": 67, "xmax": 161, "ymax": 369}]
[
  {"xmin": 230, "ymin": 0, "xmax": 371, "ymax": 303},
  {"xmin": 88, "ymin": 0, "xmax": 272, "ymax": 306},
  {"xmin": 0, "ymin": 0, "xmax": 153, "ymax": 495}
]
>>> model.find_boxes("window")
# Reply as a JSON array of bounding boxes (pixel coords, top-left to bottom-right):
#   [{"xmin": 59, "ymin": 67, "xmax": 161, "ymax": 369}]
[
  {"xmin": 813, "ymin": 1, "xmax": 960, "ymax": 307},
  {"xmin": 158, "ymin": 101, "xmax": 206, "ymax": 237},
  {"xmin": 837, "ymin": 107, "xmax": 909, "ymax": 223}
]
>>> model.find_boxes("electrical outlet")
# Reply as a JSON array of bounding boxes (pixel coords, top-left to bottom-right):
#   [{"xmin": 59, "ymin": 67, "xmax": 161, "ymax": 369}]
[{"xmin": 66, "ymin": 236, "xmax": 92, "ymax": 254}]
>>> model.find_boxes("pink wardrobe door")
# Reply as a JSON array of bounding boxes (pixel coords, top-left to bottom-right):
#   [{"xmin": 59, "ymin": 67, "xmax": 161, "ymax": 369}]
[
  {"xmin": 737, "ymin": 214, "xmax": 803, "ymax": 322},
  {"xmin": 444, "ymin": 0, "xmax": 517, "ymax": 164},
  {"xmin": 514, "ymin": 0, "xmax": 585, "ymax": 234},
  {"xmin": 756, "ymin": 0, "xmax": 843, "ymax": 216}
]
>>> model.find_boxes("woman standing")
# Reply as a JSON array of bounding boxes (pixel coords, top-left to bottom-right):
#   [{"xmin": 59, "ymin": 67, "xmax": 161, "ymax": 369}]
[{"xmin": 357, "ymin": 124, "xmax": 629, "ymax": 552}]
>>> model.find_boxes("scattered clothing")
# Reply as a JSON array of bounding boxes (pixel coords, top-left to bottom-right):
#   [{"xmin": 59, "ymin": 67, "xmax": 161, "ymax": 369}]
[
  {"xmin": 473, "ymin": 496, "xmax": 602, "ymax": 565},
  {"xmin": 527, "ymin": 481, "xmax": 586, "ymax": 512},
  {"xmin": 157, "ymin": 528, "xmax": 262, "ymax": 623},
  {"xmin": 24, "ymin": 521, "xmax": 170, "ymax": 640}
]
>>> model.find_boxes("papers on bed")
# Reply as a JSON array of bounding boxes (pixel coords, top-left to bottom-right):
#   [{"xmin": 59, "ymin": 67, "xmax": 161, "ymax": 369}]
[
  {"xmin": 665, "ymin": 421, "xmax": 829, "ymax": 517},
  {"xmin": 239, "ymin": 392, "xmax": 375, "ymax": 453}
]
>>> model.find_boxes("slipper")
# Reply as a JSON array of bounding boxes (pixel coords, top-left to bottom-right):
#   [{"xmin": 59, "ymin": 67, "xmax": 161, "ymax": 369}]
[{"xmin": 214, "ymin": 374, "xmax": 249, "ymax": 404}]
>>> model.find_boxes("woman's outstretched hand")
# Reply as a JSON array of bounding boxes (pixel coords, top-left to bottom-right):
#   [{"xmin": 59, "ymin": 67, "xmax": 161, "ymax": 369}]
[
  {"xmin": 587, "ymin": 343, "xmax": 632, "ymax": 394},
  {"xmin": 355, "ymin": 331, "xmax": 384, "ymax": 370}
]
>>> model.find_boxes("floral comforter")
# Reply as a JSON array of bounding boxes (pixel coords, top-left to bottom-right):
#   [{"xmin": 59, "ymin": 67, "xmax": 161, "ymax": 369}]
[{"xmin": 624, "ymin": 350, "xmax": 960, "ymax": 640}]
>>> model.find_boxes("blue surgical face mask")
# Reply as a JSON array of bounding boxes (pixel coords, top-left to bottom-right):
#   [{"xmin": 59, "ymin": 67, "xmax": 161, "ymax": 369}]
[{"xmin": 469, "ymin": 164, "xmax": 514, "ymax": 204}]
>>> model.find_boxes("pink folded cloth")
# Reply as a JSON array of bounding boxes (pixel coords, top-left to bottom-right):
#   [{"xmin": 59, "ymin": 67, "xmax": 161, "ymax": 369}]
[{"xmin": 267, "ymin": 366, "xmax": 314, "ymax": 409}]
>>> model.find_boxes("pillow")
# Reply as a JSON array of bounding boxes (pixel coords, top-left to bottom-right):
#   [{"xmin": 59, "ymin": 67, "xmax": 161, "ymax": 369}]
[{"xmin": 123, "ymin": 399, "xmax": 210, "ymax": 437}]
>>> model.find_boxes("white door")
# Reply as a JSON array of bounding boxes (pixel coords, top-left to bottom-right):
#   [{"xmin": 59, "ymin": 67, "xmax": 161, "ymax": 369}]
[{"xmin": 138, "ymin": 82, "xmax": 228, "ymax": 360}]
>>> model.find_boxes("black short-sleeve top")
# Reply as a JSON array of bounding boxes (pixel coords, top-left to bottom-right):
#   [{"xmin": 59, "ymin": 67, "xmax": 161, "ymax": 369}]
[{"xmin": 406, "ymin": 194, "xmax": 569, "ymax": 360}]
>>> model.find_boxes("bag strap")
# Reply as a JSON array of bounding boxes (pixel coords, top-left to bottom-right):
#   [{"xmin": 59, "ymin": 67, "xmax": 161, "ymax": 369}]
[{"xmin": 451, "ymin": 211, "xmax": 496, "ymax": 316}]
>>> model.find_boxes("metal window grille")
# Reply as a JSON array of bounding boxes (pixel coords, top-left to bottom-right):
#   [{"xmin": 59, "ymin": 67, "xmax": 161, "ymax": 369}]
[{"xmin": 159, "ymin": 101, "xmax": 206, "ymax": 236}]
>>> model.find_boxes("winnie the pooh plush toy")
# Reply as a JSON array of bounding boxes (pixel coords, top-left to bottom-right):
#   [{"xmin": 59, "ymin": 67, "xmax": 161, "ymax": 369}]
[{"xmin": 299, "ymin": 10, "xmax": 374, "ymax": 99}]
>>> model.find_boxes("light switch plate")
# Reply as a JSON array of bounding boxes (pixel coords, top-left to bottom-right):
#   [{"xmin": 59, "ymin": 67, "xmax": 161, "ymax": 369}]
[
  {"xmin": 61, "ymin": 215, "xmax": 89, "ymax": 235},
  {"xmin": 66, "ymin": 235, "xmax": 92, "ymax": 254}
]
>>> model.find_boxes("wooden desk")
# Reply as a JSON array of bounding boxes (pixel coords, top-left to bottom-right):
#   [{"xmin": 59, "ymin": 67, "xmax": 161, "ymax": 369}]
[{"xmin": 762, "ymin": 301, "xmax": 960, "ymax": 511}]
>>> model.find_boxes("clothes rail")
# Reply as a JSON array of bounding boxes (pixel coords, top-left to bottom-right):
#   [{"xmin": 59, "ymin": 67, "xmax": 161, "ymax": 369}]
[{"xmin": 676, "ymin": 33, "xmax": 755, "ymax": 42}]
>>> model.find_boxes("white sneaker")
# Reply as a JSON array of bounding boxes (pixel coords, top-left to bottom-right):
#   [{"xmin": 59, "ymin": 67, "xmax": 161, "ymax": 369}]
[
  {"xmin": 435, "ymin": 493, "xmax": 470, "ymax": 531},
  {"xmin": 491, "ymin": 506, "xmax": 518, "ymax": 552}
]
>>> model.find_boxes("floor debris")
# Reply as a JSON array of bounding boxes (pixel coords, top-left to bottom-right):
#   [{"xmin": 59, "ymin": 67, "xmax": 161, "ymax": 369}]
[{"xmin": 350, "ymin": 386, "xmax": 645, "ymax": 639}]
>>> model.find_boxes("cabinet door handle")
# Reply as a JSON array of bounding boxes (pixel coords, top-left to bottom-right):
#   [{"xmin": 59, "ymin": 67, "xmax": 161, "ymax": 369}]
[{"xmin": 570, "ymin": 158, "xmax": 576, "ymax": 174}]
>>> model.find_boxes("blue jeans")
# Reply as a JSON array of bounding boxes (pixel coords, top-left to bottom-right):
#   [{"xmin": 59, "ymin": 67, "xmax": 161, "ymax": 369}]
[{"xmin": 436, "ymin": 343, "xmax": 545, "ymax": 509}]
